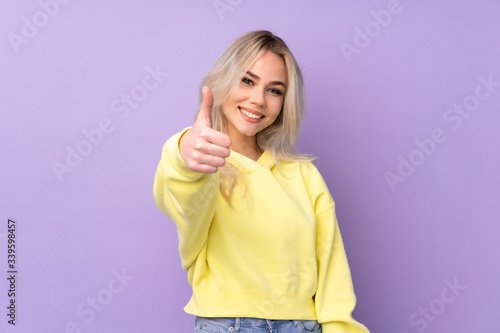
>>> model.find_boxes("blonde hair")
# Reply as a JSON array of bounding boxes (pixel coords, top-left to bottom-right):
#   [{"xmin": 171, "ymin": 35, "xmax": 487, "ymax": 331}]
[{"xmin": 195, "ymin": 30, "xmax": 314, "ymax": 203}]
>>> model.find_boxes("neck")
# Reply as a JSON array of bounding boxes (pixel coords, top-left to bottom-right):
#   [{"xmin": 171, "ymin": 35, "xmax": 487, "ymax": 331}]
[
  {"xmin": 233, "ymin": 145, "xmax": 264, "ymax": 162},
  {"xmin": 228, "ymin": 132, "xmax": 263, "ymax": 162}
]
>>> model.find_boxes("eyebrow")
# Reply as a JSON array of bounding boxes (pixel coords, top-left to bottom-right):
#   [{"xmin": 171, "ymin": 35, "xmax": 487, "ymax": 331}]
[{"xmin": 246, "ymin": 71, "xmax": 287, "ymax": 88}]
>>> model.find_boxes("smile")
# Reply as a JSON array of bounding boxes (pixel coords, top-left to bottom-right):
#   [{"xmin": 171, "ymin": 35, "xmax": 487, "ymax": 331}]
[{"xmin": 239, "ymin": 107, "xmax": 264, "ymax": 119}]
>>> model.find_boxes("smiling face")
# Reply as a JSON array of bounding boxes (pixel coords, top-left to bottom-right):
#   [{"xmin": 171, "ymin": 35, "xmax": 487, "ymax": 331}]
[{"xmin": 221, "ymin": 50, "xmax": 288, "ymax": 148}]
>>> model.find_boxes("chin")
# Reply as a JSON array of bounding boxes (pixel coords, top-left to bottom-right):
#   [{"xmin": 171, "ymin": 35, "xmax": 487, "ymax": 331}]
[{"xmin": 241, "ymin": 124, "xmax": 265, "ymax": 136}]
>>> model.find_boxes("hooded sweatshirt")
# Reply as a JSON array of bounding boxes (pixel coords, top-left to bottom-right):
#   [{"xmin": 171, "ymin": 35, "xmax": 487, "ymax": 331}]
[{"xmin": 153, "ymin": 127, "xmax": 369, "ymax": 333}]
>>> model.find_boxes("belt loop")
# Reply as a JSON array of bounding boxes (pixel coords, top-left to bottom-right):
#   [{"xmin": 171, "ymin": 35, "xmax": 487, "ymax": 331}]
[
  {"xmin": 235, "ymin": 317, "xmax": 241, "ymax": 332},
  {"xmin": 266, "ymin": 319, "xmax": 273, "ymax": 332}
]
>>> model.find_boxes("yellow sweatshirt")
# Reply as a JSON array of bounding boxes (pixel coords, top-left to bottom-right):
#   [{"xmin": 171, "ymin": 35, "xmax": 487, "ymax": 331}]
[{"xmin": 153, "ymin": 127, "xmax": 369, "ymax": 333}]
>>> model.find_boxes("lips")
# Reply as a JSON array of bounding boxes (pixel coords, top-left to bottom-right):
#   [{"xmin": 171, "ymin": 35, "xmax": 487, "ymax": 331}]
[{"xmin": 239, "ymin": 107, "xmax": 264, "ymax": 119}]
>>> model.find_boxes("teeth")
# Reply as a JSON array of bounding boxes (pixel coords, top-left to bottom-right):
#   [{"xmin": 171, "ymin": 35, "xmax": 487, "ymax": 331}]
[{"xmin": 240, "ymin": 108, "xmax": 263, "ymax": 119}]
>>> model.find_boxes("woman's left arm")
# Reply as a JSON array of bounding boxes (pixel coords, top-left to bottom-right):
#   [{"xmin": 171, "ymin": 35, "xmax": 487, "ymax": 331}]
[
  {"xmin": 314, "ymin": 206, "xmax": 369, "ymax": 333},
  {"xmin": 301, "ymin": 162, "xmax": 369, "ymax": 333}
]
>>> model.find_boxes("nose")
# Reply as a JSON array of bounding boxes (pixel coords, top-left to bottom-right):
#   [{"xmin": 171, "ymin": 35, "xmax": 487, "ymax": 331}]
[{"xmin": 249, "ymin": 88, "xmax": 266, "ymax": 108}]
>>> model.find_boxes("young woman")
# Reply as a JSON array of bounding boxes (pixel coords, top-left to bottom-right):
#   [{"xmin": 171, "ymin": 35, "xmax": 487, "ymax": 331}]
[{"xmin": 153, "ymin": 30, "xmax": 369, "ymax": 333}]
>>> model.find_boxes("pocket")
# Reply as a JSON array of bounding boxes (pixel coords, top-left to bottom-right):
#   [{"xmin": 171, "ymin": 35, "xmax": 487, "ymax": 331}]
[
  {"xmin": 197, "ymin": 323, "xmax": 223, "ymax": 333},
  {"xmin": 195, "ymin": 317, "xmax": 224, "ymax": 333},
  {"xmin": 298, "ymin": 319, "xmax": 322, "ymax": 332}
]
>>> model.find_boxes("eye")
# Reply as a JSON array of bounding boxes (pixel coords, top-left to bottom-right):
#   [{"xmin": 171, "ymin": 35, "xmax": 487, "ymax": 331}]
[
  {"xmin": 268, "ymin": 88, "xmax": 283, "ymax": 95},
  {"xmin": 242, "ymin": 77, "xmax": 253, "ymax": 85}
]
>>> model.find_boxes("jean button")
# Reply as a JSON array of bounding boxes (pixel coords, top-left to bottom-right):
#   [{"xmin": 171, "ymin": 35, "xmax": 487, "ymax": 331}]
[{"xmin": 229, "ymin": 327, "xmax": 234, "ymax": 332}]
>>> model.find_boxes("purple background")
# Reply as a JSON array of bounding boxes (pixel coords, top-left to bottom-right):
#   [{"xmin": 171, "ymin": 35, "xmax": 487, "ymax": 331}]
[{"xmin": 1, "ymin": 1, "xmax": 499, "ymax": 332}]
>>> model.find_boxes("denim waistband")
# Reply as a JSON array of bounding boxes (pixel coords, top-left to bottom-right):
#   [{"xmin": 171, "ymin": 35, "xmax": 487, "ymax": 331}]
[{"xmin": 196, "ymin": 316, "xmax": 301, "ymax": 329}]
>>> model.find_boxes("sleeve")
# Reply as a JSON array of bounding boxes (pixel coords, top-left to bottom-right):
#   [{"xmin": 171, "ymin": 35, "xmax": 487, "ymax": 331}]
[
  {"xmin": 315, "ymin": 207, "xmax": 369, "ymax": 333},
  {"xmin": 302, "ymin": 163, "xmax": 369, "ymax": 333},
  {"xmin": 153, "ymin": 126, "xmax": 220, "ymax": 271}
]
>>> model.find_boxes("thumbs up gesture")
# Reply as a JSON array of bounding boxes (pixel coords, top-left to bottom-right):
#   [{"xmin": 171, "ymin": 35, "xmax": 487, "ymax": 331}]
[{"xmin": 179, "ymin": 86, "xmax": 232, "ymax": 173}]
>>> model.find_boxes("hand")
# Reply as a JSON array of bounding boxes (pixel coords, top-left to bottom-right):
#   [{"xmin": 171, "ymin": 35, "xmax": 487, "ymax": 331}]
[{"xmin": 179, "ymin": 86, "xmax": 232, "ymax": 173}]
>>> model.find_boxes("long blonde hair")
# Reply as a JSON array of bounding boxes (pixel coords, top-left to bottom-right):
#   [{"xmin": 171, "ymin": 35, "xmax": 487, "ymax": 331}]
[{"xmin": 195, "ymin": 30, "xmax": 314, "ymax": 203}]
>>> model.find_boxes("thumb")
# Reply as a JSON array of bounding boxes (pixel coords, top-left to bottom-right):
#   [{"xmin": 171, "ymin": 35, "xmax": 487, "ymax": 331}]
[{"xmin": 197, "ymin": 86, "xmax": 214, "ymax": 128}]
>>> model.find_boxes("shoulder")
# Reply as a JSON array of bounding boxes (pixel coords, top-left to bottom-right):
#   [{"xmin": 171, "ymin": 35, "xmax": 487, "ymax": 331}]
[
  {"xmin": 276, "ymin": 157, "xmax": 323, "ymax": 182},
  {"xmin": 296, "ymin": 160, "xmax": 336, "ymax": 213},
  {"xmin": 298, "ymin": 160, "xmax": 326, "ymax": 187}
]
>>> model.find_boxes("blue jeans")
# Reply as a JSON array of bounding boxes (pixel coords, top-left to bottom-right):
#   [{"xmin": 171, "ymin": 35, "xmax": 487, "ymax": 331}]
[{"xmin": 194, "ymin": 316, "xmax": 322, "ymax": 333}]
